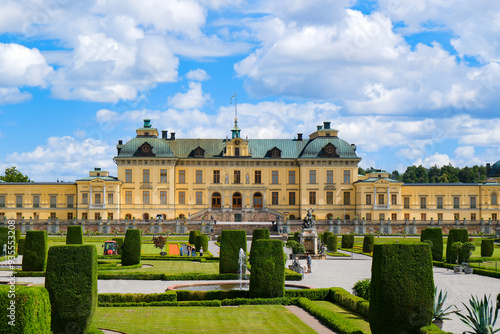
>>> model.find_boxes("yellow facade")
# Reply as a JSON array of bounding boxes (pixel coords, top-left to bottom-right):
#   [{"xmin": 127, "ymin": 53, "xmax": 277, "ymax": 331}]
[{"xmin": 1, "ymin": 119, "xmax": 499, "ymax": 223}]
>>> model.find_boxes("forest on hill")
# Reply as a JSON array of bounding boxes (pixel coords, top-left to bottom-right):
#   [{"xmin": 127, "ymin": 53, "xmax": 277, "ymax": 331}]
[{"xmin": 359, "ymin": 164, "xmax": 488, "ymax": 184}]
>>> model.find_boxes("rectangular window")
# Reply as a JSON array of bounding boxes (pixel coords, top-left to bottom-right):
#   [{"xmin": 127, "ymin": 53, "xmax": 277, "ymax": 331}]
[
  {"xmin": 453, "ymin": 197, "xmax": 460, "ymax": 209},
  {"xmin": 178, "ymin": 191, "xmax": 185, "ymax": 205},
  {"xmin": 16, "ymin": 195, "xmax": 23, "ymax": 208},
  {"xmin": 420, "ymin": 197, "xmax": 427, "ymax": 209},
  {"xmin": 213, "ymin": 170, "xmax": 220, "ymax": 184},
  {"xmin": 196, "ymin": 170, "xmax": 203, "ymax": 184},
  {"xmin": 143, "ymin": 169, "xmax": 150, "ymax": 183},
  {"xmin": 379, "ymin": 213, "xmax": 385, "ymax": 220},
  {"xmin": 234, "ymin": 170, "xmax": 241, "ymax": 184},
  {"xmin": 143, "ymin": 191, "xmax": 150, "ymax": 205},
  {"xmin": 272, "ymin": 192, "xmax": 279, "ymax": 205},
  {"xmin": 391, "ymin": 194, "xmax": 397, "ymax": 205},
  {"xmin": 437, "ymin": 197, "xmax": 443, "ymax": 209},
  {"xmin": 343, "ymin": 170, "xmax": 351, "ymax": 184},
  {"xmin": 404, "ymin": 197, "xmax": 410, "ymax": 209},
  {"xmin": 326, "ymin": 191, "xmax": 334, "ymax": 205},
  {"xmin": 94, "ymin": 193, "xmax": 101, "ymax": 204},
  {"xmin": 271, "ymin": 170, "xmax": 279, "ymax": 184},
  {"xmin": 309, "ymin": 170, "xmax": 316, "ymax": 184},
  {"xmin": 160, "ymin": 169, "xmax": 167, "ymax": 183},
  {"xmin": 125, "ymin": 191, "xmax": 132, "ymax": 204},
  {"xmin": 82, "ymin": 213, "xmax": 88, "ymax": 220},
  {"xmin": 107, "ymin": 212, "xmax": 113, "ymax": 220},
  {"xmin": 50, "ymin": 212, "xmax": 56, "ymax": 219},
  {"xmin": 67, "ymin": 195, "xmax": 74, "ymax": 208},
  {"xmin": 33, "ymin": 195, "xmax": 40, "ymax": 208},
  {"xmin": 254, "ymin": 170, "xmax": 262, "ymax": 184},
  {"xmin": 344, "ymin": 192, "xmax": 351, "ymax": 205},
  {"xmin": 471, "ymin": 213, "xmax": 476, "ymax": 221},
  {"xmin": 160, "ymin": 191, "xmax": 167, "ymax": 205},
  {"xmin": 67, "ymin": 212, "xmax": 73, "ymax": 220},
  {"xmin": 0, "ymin": 196, "xmax": 5, "ymax": 208},
  {"xmin": 196, "ymin": 191, "xmax": 203, "ymax": 205},
  {"xmin": 421, "ymin": 213, "xmax": 426, "ymax": 221},
  {"xmin": 289, "ymin": 192, "xmax": 296, "ymax": 205},
  {"xmin": 366, "ymin": 194, "xmax": 372, "ymax": 205},
  {"xmin": 437, "ymin": 213, "xmax": 443, "ymax": 220},
  {"xmin": 492, "ymin": 213, "xmax": 497, "ymax": 220},
  {"xmin": 95, "ymin": 213, "xmax": 100, "ymax": 220},
  {"xmin": 82, "ymin": 193, "xmax": 88, "ymax": 204},
  {"xmin": 288, "ymin": 171, "xmax": 296, "ymax": 184},
  {"xmin": 234, "ymin": 147, "xmax": 240, "ymax": 156},
  {"xmin": 309, "ymin": 191, "xmax": 316, "ymax": 205},
  {"xmin": 404, "ymin": 213, "xmax": 410, "ymax": 220},
  {"xmin": 107, "ymin": 193, "xmax": 113, "ymax": 205},
  {"xmin": 326, "ymin": 170, "xmax": 334, "ymax": 184},
  {"xmin": 391, "ymin": 213, "xmax": 397, "ymax": 221},
  {"xmin": 125, "ymin": 169, "xmax": 132, "ymax": 183},
  {"xmin": 366, "ymin": 213, "xmax": 372, "ymax": 220},
  {"xmin": 178, "ymin": 170, "xmax": 186, "ymax": 184},
  {"xmin": 454, "ymin": 213, "xmax": 460, "ymax": 220},
  {"xmin": 470, "ymin": 197, "xmax": 477, "ymax": 209},
  {"xmin": 378, "ymin": 194, "xmax": 384, "ymax": 205},
  {"xmin": 50, "ymin": 195, "xmax": 57, "ymax": 208},
  {"xmin": 33, "ymin": 212, "xmax": 38, "ymax": 220}
]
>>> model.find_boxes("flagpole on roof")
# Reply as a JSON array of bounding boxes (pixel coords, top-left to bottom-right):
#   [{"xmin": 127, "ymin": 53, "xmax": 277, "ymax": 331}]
[{"xmin": 230, "ymin": 91, "xmax": 237, "ymax": 121}]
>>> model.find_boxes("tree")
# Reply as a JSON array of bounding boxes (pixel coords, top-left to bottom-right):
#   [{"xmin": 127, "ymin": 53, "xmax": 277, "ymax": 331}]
[
  {"xmin": 1, "ymin": 166, "xmax": 30, "ymax": 182},
  {"xmin": 153, "ymin": 235, "xmax": 167, "ymax": 254}
]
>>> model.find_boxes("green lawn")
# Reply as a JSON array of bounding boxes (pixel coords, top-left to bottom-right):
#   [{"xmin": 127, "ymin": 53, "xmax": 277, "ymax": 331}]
[
  {"xmin": 92, "ymin": 306, "xmax": 316, "ymax": 334},
  {"xmin": 99, "ymin": 260, "xmax": 219, "ymax": 275},
  {"xmin": 312, "ymin": 301, "xmax": 371, "ymax": 333}
]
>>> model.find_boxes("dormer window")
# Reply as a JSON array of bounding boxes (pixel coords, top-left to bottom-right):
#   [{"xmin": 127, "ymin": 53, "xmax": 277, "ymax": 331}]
[
  {"xmin": 322, "ymin": 143, "xmax": 339, "ymax": 158},
  {"xmin": 192, "ymin": 147, "xmax": 205, "ymax": 158},
  {"xmin": 268, "ymin": 147, "xmax": 281, "ymax": 158}
]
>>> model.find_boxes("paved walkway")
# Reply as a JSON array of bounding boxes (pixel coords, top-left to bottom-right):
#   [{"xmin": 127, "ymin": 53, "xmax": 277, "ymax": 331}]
[
  {"xmin": 4, "ymin": 242, "xmax": 500, "ymax": 333},
  {"xmin": 285, "ymin": 305, "xmax": 338, "ymax": 334}
]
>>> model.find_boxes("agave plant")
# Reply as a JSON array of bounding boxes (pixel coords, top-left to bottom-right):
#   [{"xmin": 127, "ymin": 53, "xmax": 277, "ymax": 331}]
[
  {"xmin": 433, "ymin": 287, "xmax": 455, "ymax": 321},
  {"xmin": 456, "ymin": 294, "xmax": 499, "ymax": 334}
]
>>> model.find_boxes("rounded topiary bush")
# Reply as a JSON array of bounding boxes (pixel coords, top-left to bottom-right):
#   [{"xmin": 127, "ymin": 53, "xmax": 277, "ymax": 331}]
[
  {"xmin": 219, "ymin": 230, "xmax": 247, "ymax": 274},
  {"xmin": 189, "ymin": 230, "xmax": 201, "ymax": 245},
  {"xmin": 112, "ymin": 237, "xmax": 123, "ymax": 255},
  {"xmin": 420, "ymin": 227, "xmax": 443, "ymax": 261},
  {"xmin": 481, "ymin": 239, "xmax": 494, "ymax": 257},
  {"xmin": 322, "ymin": 231, "xmax": 333, "ymax": 244},
  {"xmin": 121, "ymin": 229, "xmax": 141, "ymax": 266},
  {"xmin": 195, "ymin": 235, "xmax": 209, "ymax": 254},
  {"xmin": 450, "ymin": 241, "xmax": 464, "ymax": 264},
  {"xmin": 249, "ymin": 239, "xmax": 285, "ymax": 299},
  {"xmin": 362, "ymin": 235, "xmax": 375, "ymax": 253},
  {"xmin": 0, "ymin": 285, "xmax": 51, "ymax": 333},
  {"xmin": 327, "ymin": 235, "xmax": 338, "ymax": 252},
  {"xmin": 45, "ymin": 245, "xmax": 98, "ymax": 334},
  {"xmin": 0, "ymin": 227, "xmax": 8, "ymax": 248},
  {"xmin": 293, "ymin": 232, "xmax": 300, "ymax": 242},
  {"xmin": 15, "ymin": 229, "xmax": 21, "ymax": 243},
  {"xmin": 250, "ymin": 228, "xmax": 270, "ymax": 264},
  {"xmin": 446, "ymin": 229, "xmax": 468, "ymax": 263},
  {"xmin": 341, "ymin": 234, "xmax": 354, "ymax": 248},
  {"xmin": 66, "ymin": 225, "xmax": 83, "ymax": 244},
  {"xmin": 17, "ymin": 237, "xmax": 26, "ymax": 255},
  {"xmin": 22, "ymin": 230, "xmax": 47, "ymax": 272},
  {"xmin": 369, "ymin": 243, "xmax": 434, "ymax": 334}
]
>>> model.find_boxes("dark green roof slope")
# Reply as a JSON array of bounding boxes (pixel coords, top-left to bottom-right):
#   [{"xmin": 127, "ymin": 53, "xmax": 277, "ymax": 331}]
[
  {"xmin": 488, "ymin": 160, "xmax": 500, "ymax": 177},
  {"xmin": 249, "ymin": 139, "xmax": 308, "ymax": 158},
  {"xmin": 356, "ymin": 177, "xmax": 401, "ymax": 183},
  {"xmin": 167, "ymin": 139, "xmax": 226, "ymax": 158},
  {"xmin": 299, "ymin": 138, "xmax": 358, "ymax": 159},
  {"xmin": 117, "ymin": 138, "xmax": 175, "ymax": 158}
]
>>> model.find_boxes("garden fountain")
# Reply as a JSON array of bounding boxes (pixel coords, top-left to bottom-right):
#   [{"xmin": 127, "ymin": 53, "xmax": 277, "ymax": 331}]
[{"xmin": 238, "ymin": 248, "xmax": 246, "ymax": 290}]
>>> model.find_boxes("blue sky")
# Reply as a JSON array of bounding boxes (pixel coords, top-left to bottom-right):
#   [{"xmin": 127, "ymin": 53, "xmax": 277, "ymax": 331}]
[{"xmin": 1, "ymin": 0, "xmax": 500, "ymax": 181}]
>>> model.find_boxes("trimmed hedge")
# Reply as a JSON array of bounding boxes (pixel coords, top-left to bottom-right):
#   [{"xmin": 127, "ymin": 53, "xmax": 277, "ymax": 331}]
[
  {"xmin": 222, "ymin": 297, "xmax": 297, "ymax": 306},
  {"xmin": 219, "ymin": 230, "xmax": 247, "ymax": 274},
  {"xmin": 322, "ymin": 231, "xmax": 333, "ymax": 244},
  {"xmin": 112, "ymin": 237, "xmax": 124, "ymax": 255},
  {"xmin": 327, "ymin": 235, "xmax": 338, "ymax": 252},
  {"xmin": 17, "ymin": 237, "xmax": 25, "ymax": 255},
  {"xmin": 285, "ymin": 288, "xmax": 332, "ymax": 300},
  {"xmin": 99, "ymin": 292, "xmax": 177, "ymax": 303},
  {"xmin": 0, "ymin": 285, "xmax": 51, "ymax": 333},
  {"xmin": 446, "ymin": 229, "xmax": 468, "ymax": 263},
  {"xmin": 195, "ymin": 235, "xmax": 209, "ymax": 254},
  {"xmin": 45, "ymin": 245, "xmax": 98, "ymax": 334},
  {"xmin": 22, "ymin": 230, "xmax": 47, "ymax": 272},
  {"xmin": 481, "ymin": 239, "xmax": 494, "ymax": 257},
  {"xmin": 362, "ymin": 235, "xmax": 375, "ymax": 253},
  {"xmin": 100, "ymin": 300, "xmax": 221, "ymax": 307},
  {"xmin": 97, "ymin": 272, "xmax": 242, "ymax": 280},
  {"xmin": 432, "ymin": 261, "xmax": 500, "ymax": 279},
  {"xmin": 342, "ymin": 235, "xmax": 354, "ymax": 248},
  {"xmin": 189, "ymin": 230, "xmax": 201, "ymax": 245},
  {"xmin": 0, "ymin": 226, "xmax": 7, "ymax": 248},
  {"xmin": 66, "ymin": 225, "xmax": 83, "ymax": 244},
  {"xmin": 122, "ymin": 229, "xmax": 141, "ymax": 266},
  {"xmin": 329, "ymin": 287, "xmax": 369, "ymax": 319},
  {"xmin": 250, "ymin": 228, "xmax": 270, "ymax": 265},
  {"xmin": 15, "ymin": 229, "xmax": 21, "ymax": 243},
  {"xmin": 369, "ymin": 243, "xmax": 434, "ymax": 334},
  {"xmin": 249, "ymin": 239, "xmax": 285, "ymax": 298},
  {"xmin": 421, "ymin": 228, "xmax": 443, "ymax": 261},
  {"xmin": 420, "ymin": 324, "xmax": 453, "ymax": 334}
]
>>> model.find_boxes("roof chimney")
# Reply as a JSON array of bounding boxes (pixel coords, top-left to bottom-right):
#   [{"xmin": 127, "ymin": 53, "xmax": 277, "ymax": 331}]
[
  {"xmin": 323, "ymin": 122, "xmax": 331, "ymax": 129},
  {"xmin": 297, "ymin": 133, "xmax": 303, "ymax": 141},
  {"xmin": 162, "ymin": 131, "xmax": 168, "ymax": 139},
  {"xmin": 143, "ymin": 119, "xmax": 152, "ymax": 128},
  {"xmin": 170, "ymin": 132, "xmax": 176, "ymax": 140},
  {"xmin": 118, "ymin": 140, "xmax": 122, "ymax": 145},
  {"xmin": 351, "ymin": 144, "xmax": 356, "ymax": 151},
  {"xmin": 317, "ymin": 125, "xmax": 323, "ymax": 131},
  {"xmin": 486, "ymin": 163, "xmax": 491, "ymax": 174}
]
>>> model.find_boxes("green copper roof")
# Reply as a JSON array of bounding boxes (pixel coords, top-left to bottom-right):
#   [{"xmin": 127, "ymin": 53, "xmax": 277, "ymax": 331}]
[
  {"xmin": 117, "ymin": 138, "xmax": 175, "ymax": 158},
  {"xmin": 356, "ymin": 177, "xmax": 401, "ymax": 183},
  {"xmin": 299, "ymin": 137, "xmax": 359, "ymax": 159},
  {"xmin": 488, "ymin": 160, "xmax": 500, "ymax": 177},
  {"xmin": 76, "ymin": 176, "xmax": 120, "ymax": 182},
  {"xmin": 167, "ymin": 139, "xmax": 226, "ymax": 158}
]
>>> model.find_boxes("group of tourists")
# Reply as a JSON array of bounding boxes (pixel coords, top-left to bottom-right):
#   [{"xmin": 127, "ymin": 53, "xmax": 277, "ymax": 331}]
[{"xmin": 180, "ymin": 244, "xmax": 203, "ymax": 257}]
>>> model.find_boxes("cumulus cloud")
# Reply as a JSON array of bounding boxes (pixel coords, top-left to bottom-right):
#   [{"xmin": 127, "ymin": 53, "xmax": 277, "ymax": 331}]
[
  {"xmin": 168, "ymin": 82, "xmax": 211, "ymax": 110},
  {"xmin": 186, "ymin": 69, "xmax": 210, "ymax": 81}
]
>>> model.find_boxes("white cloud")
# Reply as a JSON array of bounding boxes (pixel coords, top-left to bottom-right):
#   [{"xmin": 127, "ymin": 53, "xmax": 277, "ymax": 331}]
[
  {"xmin": 168, "ymin": 82, "xmax": 210, "ymax": 110},
  {"xmin": 186, "ymin": 69, "xmax": 210, "ymax": 81},
  {"xmin": 5, "ymin": 135, "xmax": 115, "ymax": 181},
  {"xmin": 0, "ymin": 88, "xmax": 32, "ymax": 104}
]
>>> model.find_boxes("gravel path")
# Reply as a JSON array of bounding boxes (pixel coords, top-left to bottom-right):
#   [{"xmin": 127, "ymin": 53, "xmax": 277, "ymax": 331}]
[{"xmin": 285, "ymin": 305, "xmax": 338, "ymax": 334}]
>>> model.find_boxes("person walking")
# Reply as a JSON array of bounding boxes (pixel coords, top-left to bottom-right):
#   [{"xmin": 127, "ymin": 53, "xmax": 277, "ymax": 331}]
[
  {"xmin": 306, "ymin": 254, "xmax": 312, "ymax": 273},
  {"xmin": 199, "ymin": 246, "xmax": 203, "ymax": 257}
]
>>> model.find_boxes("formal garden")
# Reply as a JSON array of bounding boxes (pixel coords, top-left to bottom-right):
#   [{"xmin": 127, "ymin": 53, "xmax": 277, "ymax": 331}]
[{"xmin": 0, "ymin": 225, "xmax": 499, "ymax": 333}]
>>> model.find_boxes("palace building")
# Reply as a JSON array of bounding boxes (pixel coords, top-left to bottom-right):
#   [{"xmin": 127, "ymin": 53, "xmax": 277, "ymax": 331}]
[{"xmin": 1, "ymin": 119, "xmax": 500, "ymax": 223}]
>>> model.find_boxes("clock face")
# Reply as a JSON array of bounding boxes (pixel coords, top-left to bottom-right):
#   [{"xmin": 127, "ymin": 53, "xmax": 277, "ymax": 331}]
[
  {"xmin": 234, "ymin": 139, "xmax": 241, "ymax": 145},
  {"xmin": 142, "ymin": 144, "xmax": 151, "ymax": 153},
  {"xmin": 326, "ymin": 145, "xmax": 335, "ymax": 154}
]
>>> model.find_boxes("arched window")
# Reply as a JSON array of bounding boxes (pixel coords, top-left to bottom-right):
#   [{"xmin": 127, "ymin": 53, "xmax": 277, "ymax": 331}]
[
  {"xmin": 492, "ymin": 193, "xmax": 498, "ymax": 205},
  {"xmin": 143, "ymin": 213, "xmax": 149, "ymax": 221},
  {"xmin": 212, "ymin": 192, "xmax": 221, "ymax": 208},
  {"xmin": 125, "ymin": 214, "xmax": 132, "ymax": 220},
  {"xmin": 179, "ymin": 214, "xmax": 186, "ymax": 219},
  {"xmin": 233, "ymin": 192, "xmax": 242, "ymax": 208},
  {"xmin": 326, "ymin": 213, "xmax": 333, "ymax": 220},
  {"xmin": 253, "ymin": 192, "xmax": 263, "ymax": 208},
  {"xmin": 289, "ymin": 215, "xmax": 296, "ymax": 220},
  {"xmin": 344, "ymin": 214, "xmax": 350, "ymax": 221}
]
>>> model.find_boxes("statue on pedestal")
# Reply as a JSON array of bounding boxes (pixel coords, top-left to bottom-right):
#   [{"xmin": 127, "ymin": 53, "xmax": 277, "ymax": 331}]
[{"xmin": 302, "ymin": 208, "xmax": 315, "ymax": 228}]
